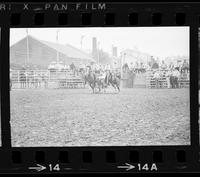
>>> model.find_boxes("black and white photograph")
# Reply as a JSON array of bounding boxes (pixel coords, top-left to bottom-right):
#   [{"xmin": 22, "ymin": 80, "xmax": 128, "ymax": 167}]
[
  {"xmin": 199, "ymin": 28, "xmax": 200, "ymax": 143},
  {"xmin": 0, "ymin": 28, "xmax": 1, "ymax": 147},
  {"xmin": 10, "ymin": 27, "xmax": 190, "ymax": 147}
]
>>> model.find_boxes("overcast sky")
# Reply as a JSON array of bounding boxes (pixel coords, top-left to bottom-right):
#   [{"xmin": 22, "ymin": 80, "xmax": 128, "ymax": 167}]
[{"xmin": 10, "ymin": 27, "xmax": 189, "ymax": 59}]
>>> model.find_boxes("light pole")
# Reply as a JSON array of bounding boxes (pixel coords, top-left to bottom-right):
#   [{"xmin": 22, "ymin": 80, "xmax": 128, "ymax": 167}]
[
  {"xmin": 26, "ymin": 28, "xmax": 29, "ymax": 66},
  {"xmin": 80, "ymin": 35, "xmax": 85, "ymax": 50},
  {"xmin": 56, "ymin": 29, "xmax": 60, "ymax": 63},
  {"xmin": 97, "ymin": 41, "xmax": 100, "ymax": 64},
  {"xmin": 80, "ymin": 35, "xmax": 85, "ymax": 64},
  {"xmin": 120, "ymin": 52, "xmax": 123, "ymax": 77},
  {"xmin": 121, "ymin": 52, "xmax": 126, "ymax": 75}
]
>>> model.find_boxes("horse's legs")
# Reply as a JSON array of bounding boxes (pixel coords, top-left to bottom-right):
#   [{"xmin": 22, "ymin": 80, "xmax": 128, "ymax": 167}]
[
  {"xmin": 116, "ymin": 84, "xmax": 120, "ymax": 92},
  {"xmin": 89, "ymin": 83, "xmax": 94, "ymax": 93},
  {"xmin": 111, "ymin": 82, "xmax": 116, "ymax": 91},
  {"xmin": 98, "ymin": 84, "xmax": 101, "ymax": 93},
  {"xmin": 103, "ymin": 84, "xmax": 106, "ymax": 93}
]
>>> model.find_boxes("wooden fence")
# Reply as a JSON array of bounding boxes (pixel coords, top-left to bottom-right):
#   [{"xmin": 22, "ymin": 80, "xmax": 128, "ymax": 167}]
[{"xmin": 146, "ymin": 71, "xmax": 189, "ymax": 88}]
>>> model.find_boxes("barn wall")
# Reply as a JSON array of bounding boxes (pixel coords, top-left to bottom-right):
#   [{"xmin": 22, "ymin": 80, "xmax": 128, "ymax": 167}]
[
  {"xmin": 10, "ymin": 37, "xmax": 58, "ymax": 68},
  {"xmin": 10, "ymin": 36, "xmax": 91, "ymax": 69}
]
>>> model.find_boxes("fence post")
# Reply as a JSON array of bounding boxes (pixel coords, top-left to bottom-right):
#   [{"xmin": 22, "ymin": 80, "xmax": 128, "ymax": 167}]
[
  {"xmin": 48, "ymin": 70, "xmax": 50, "ymax": 82},
  {"xmin": 18, "ymin": 70, "xmax": 20, "ymax": 83},
  {"xmin": 33, "ymin": 70, "xmax": 35, "ymax": 85}
]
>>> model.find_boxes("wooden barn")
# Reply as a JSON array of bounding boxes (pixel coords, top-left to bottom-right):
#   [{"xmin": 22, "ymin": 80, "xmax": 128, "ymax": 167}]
[{"xmin": 10, "ymin": 35, "xmax": 95, "ymax": 69}]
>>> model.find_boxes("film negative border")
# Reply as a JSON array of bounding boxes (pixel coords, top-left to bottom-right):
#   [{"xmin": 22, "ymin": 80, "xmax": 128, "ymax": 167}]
[{"xmin": 0, "ymin": 2, "xmax": 199, "ymax": 173}]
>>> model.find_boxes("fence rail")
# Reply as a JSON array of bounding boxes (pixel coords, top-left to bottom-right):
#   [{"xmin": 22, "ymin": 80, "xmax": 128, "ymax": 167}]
[
  {"xmin": 145, "ymin": 71, "xmax": 189, "ymax": 88},
  {"xmin": 10, "ymin": 69, "xmax": 85, "ymax": 89}
]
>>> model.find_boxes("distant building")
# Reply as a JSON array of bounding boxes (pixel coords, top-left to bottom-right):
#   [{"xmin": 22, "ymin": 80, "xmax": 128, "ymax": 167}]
[
  {"xmin": 164, "ymin": 56, "xmax": 189, "ymax": 66},
  {"xmin": 10, "ymin": 35, "xmax": 95, "ymax": 69},
  {"xmin": 92, "ymin": 37, "xmax": 98, "ymax": 62},
  {"xmin": 111, "ymin": 46, "xmax": 120, "ymax": 69},
  {"xmin": 120, "ymin": 49, "xmax": 151, "ymax": 68},
  {"xmin": 112, "ymin": 46, "xmax": 118, "ymax": 57}
]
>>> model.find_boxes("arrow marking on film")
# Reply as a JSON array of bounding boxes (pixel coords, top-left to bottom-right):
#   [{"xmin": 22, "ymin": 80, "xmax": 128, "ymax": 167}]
[
  {"xmin": 34, "ymin": 8, "xmax": 43, "ymax": 11},
  {"xmin": 117, "ymin": 163, "xmax": 135, "ymax": 171},
  {"xmin": 28, "ymin": 164, "xmax": 46, "ymax": 172},
  {"xmin": 63, "ymin": 168, "xmax": 72, "ymax": 170}
]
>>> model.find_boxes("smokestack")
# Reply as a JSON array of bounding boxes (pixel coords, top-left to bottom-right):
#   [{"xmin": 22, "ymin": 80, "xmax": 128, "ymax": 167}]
[
  {"xmin": 92, "ymin": 37, "xmax": 97, "ymax": 57},
  {"xmin": 112, "ymin": 46, "xmax": 117, "ymax": 57}
]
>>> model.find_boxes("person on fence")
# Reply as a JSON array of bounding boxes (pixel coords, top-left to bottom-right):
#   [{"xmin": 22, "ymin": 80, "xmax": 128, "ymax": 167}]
[
  {"xmin": 181, "ymin": 59, "xmax": 189, "ymax": 73},
  {"xmin": 79, "ymin": 62, "xmax": 85, "ymax": 73},
  {"xmin": 160, "ymin": 60, "xmax": 167, "ymax": 70},
  {"xmin": 153, "ymin": 70, "xmax": 160, "ymax": 88},
  {"xmin": 139, "ymin": 62, "xmax": 145, "ymax": 73},
  {"xmin": 129, "ymin": 62, "xmax": 134, "ymax": 71},
  {"xmin": 151, "ymin": 61, "xmax": 159, "ymax": 70},
  {"xmin": 168, "ymin": 62, "xmax": 174, "ymax": 70},
  {"xmin": 174, "ymin": 60, "xmax": 182, "ymax": 72},
  {"xmin": 134, "ymin": 62, "xmax": 139, "ymax": 73}
]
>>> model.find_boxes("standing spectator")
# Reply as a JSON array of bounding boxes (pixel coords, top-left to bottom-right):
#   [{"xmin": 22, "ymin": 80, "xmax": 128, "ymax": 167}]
[
  {"xmin": 130, "ymin": 69, "xmax": 136, "ymax": 87},
  {"xmin": 165, "ymin": 69, "xmax": 172, "ymax": 88},
  {"xmin": 105, "ymin": 64, "xmax": 111, "ymax": 71},
  {"xmin": 153, "ymin": 70, "xmax": 160, "ymax": 88},
  {"xmin": 122, "ymin": 63, "xmax": 129, "ymax": 72},
  {"xmin": 172, "ymin": 69, "xmax": 180, "ymax": 88},
  {"xmin": 91, "ymin": 63, "xmax": 96, "ymax": 71},
  {"xmin": 70, "ymin": 62, "xmax": 76, "ymax": 75}
]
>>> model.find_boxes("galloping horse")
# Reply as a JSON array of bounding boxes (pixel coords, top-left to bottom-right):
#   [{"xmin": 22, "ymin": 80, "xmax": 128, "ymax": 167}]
[
  {"xmin": 83, "ymin": 70, "xmax": 96, "ymax": 93},
  {"xmin": 83, "ymin": 69, "xmax": 121, "ymax": 93},
  {"xmin": 106, "ymin": 71, "xmax": 121, "ymax": 92}
]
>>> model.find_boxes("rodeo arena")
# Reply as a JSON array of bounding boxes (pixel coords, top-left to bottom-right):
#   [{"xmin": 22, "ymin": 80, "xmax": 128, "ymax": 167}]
[
  {"xmin": 10, "ymin": 36, "xmax": 190, "ymax": 92},
  {"xmin": 10, "ymin": 31, "xmax": 190, "ymax": 147}
]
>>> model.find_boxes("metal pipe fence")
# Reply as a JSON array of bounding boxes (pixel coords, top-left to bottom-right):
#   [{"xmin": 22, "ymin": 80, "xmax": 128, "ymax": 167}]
[{"xmin": 10, "ymin": 69, "xmax": 85, "ymax": 89}]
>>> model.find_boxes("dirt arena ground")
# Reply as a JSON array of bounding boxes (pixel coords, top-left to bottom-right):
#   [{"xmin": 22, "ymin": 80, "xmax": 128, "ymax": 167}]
[{"xmin": 10, "ymin": 88, "xmax": 190, "ymax": 147}]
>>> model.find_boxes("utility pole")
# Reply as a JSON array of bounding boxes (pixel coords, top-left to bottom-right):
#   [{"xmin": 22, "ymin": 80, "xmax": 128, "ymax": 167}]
[
  {"xmin": 121, "ymin": 52, "xmax": 126, "ymax": 77},
  {"xmin": 80, "ymin": 35, "xmax": 85, "ymax": 64},
  {"xmin": 97, "ymin": 41, "xmax": 100, "ymax": 64},
  {"xmin": 56, "ymin": 29, "xmax": 59, "ymax": 63},
  {"xmin": 26, "ymin": 28, "xmax": 29, "ymax": 65},
  {"xmin": 120, "ymin": 52, "xmax": 123, "ymax": 77},
  {"xmin": 80, "ymin": 35, "xmax": 85, "ymax": 50}
]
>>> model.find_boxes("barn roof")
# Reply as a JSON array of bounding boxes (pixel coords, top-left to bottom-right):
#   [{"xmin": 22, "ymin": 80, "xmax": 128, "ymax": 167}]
[{"xmin": 11, "ymin": 35, "xmax": 95, "ymax": 62}]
